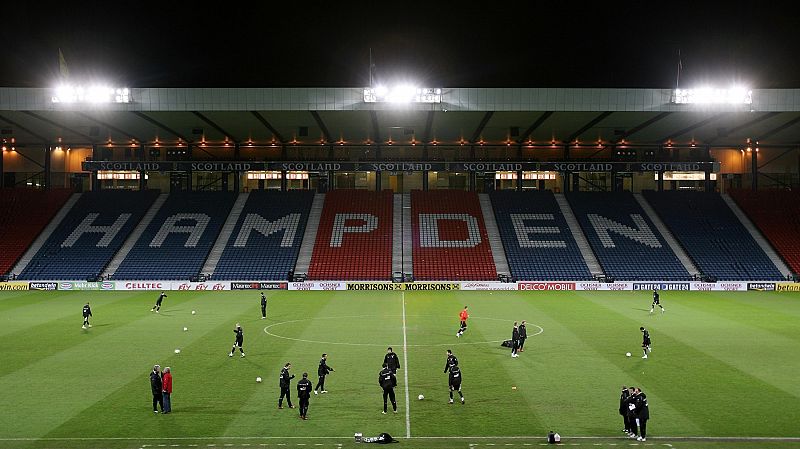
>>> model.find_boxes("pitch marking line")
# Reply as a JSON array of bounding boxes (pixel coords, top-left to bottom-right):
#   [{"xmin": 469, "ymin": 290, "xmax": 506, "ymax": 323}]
[
  {"xmin": 402, "ymin": 292, "xmax": 411, "ymax": 438},
  {"xmin": 263, "ymin": 315, "xmax": 542, "ymax": 347},
  {"xmin": 6, "ymin": 436, "xmax": 800, "ymax": 442}
]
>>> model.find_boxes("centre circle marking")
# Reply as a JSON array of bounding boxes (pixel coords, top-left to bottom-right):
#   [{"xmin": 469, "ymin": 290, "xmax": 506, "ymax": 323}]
[{"xmin": 263, "ymin": 315, "xmax": 543, "ymax": 347}]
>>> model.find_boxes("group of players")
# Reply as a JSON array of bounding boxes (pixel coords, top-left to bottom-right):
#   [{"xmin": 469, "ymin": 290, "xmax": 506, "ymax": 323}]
[
  {"xmin": 619, "ymin": 386, "xmax": 650, "ymax": 441},
  {"xmin": 78, "ymin": 287, "xmax": 662, "ymax": 432}
]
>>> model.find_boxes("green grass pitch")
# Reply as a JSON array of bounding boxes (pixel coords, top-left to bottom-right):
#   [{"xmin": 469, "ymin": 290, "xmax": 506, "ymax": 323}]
[{"xmin": 1, "ymin": 289, "xmax": 799, "ymax": 449}]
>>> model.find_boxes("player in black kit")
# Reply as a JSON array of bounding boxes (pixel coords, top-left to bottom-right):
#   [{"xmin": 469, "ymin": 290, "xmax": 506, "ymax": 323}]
[
  {"xmin": 278, "ymin": 362, "xmax": 295, "ymax": 409},
  {"xmin": 229, "ymin": 323, "xmax": 245, "ymax": 357},
  {"xmin": 633, "ymin": 387, "xmax": 649, "ymax": 441},
  {"xmin": 378, "ymin": 363, "xmax": 397, "ymax": 414},
  {"xmin": 511, "ymin": 322, "xmax": 520, "ymax": 358},
  {"xmin": 151, "ymin": 291, "xmax": 167, "ymax": 313},
  {"xmin": 619, "ymin": 385, "xmax": 632, "ymax": 434},
  {"xmin": 260, "ymin": 292, "xmax": 267, "ymax": 319},
  {"xmin": 518, "ymin": 320, "xmax": 528, "ymax": 352},
  {"xmin": 82, "ymin": 302, "xmax": 92, "ymax": 329},
  {"xmin": 384, "ymin": 347, "xmax": 400, "ymax": 374},
  {"xmin": 640, "ymin": 327, "xmax": 651, "ymax": 358},
  {"xmin": 650, "ymin": 289, "xmax": 665, "ymax": 314},
  {"xmin": 443, "ymin": 349, "xmax": 458, "ymax": 373},
  {"xmin": 297, "ymin": 372, "xmax": 312, "ymax": 420},
  {"xmin": 448, "ymin": 365, "xmax": 465, "ymax": 404},
  {"xmin": 314, "ymin": 353, "xmax": 334, "ymax": 394}
]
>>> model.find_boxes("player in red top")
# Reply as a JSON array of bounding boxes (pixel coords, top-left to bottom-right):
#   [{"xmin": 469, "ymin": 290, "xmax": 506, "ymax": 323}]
[{"xmin": 456, "ymin": 306, "xmax": 469, "ymax": 337}]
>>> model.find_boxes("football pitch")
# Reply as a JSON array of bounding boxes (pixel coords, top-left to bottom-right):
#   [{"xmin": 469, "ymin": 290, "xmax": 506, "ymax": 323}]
[{"xmin": 1, "ymin": 289, "xmax": 799, "ymax": 449}]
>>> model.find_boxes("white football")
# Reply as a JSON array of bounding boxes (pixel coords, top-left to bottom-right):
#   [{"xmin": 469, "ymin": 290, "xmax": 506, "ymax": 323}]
[
  {"xmin": 626, "ymin": 352, "xmax": 632, "ymax": 357},
  {"xmin": 256, "ymin": 377, "xmax": 262, "ymax": 383},
  {"xmin": 183, "ymin": 327, "xmax": 188, "ymax": 331},
  {"xmin": 191, "ymin": 310, "xmax": 196, "ymax": 315},
  {"xmin": 418, "ymin": 394, "xmax": 424, "ymax": 400},
  {"xmin": 174, "ymin": 349, "xmax": 181, "ymax": 354}
]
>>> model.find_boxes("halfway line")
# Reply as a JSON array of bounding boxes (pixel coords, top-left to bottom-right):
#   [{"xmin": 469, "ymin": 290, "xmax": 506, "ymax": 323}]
[{"xmin": 401, "ymin": 292, "xmax": 411, "ymax": 438}]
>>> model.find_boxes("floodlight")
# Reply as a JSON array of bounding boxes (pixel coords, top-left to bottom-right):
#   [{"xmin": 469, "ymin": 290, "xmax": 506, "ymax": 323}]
[
  {"xmin": 363, "ymin": 85, "xmax": 442, "ymax": 103},
  {"xmin": 52, "ymin": 84, "xmax": 131, "ymax": 103}
]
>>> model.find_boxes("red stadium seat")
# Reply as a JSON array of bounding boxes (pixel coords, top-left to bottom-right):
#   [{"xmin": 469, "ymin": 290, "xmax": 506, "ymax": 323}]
[
  {"xmin": 412, "ymin": 190, "xmax": 496, "ymax": 281},
  {"xmin": 308, "ymin": 190, "xmax": 393, "ymax": 280}
]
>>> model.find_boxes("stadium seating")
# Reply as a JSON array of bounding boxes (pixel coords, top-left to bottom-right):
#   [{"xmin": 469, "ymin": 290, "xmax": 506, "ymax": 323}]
[
  {"xmin": 17, "ymin": 190, "xmax": 159, "ymax": 280},
  {"xmin": 308, "ymin": 190, "xmax": 393, "ymax": 280},
  {"xmin": 113, "ymin": 192, "xmax": 236, "ymax": 280},
  {"xmin": 566, "ymin": 192, "xmax": 691, "ymax": 281},
  {"xmin": 489, "ymin": 191, "xmax": 592, "ymax": 280},
  {"xmin": 213, "ymin": 190, "xmax": 315, "ymax": 280},
  {"xmin": 728, "ymin": 189, "xmax": 800, "ymax": 275},
  {"xmin": 0, "ymin": 188, "xmax": 73, "ymax": 275},
  {"xmin": 412, "ymin": 190, "xmax": 496, "ymax": 281},
  {"xmin": 642, "ymin": 190, "xmax": 782, "ymax": 280}
]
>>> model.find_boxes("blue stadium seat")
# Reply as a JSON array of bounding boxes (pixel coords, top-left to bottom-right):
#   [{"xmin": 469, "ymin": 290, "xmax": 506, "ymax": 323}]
[
  {"xmin": 213, "ymin": 190, "xmax": 314, "ymax": 280},
  {"xmin": 566, "ymin": 192, "xmax": 690, "ymax": 281},
  {"xmin": 18, "ymin": 190, "xmax": 160, "ymax": 280},
  {"xmin": 642, "ymin": 190, "xmax": 782, "ymax": 281},
  {"xmin": 113, "ymin": 192, "xmax": 236, "ymax": 280},
  {"xmin": 490, "ymin": 191, "xmax": 592, "ymax": 281}
]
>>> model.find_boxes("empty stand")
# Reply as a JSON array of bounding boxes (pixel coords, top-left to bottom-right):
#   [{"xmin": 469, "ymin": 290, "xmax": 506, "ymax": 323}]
[
  {"xmin": 490, "ymin": 191, "xmax": 593, "ymax": 281},
  {"xmin": 308, "ymin": 190, "xmax": 393, "ymax": 280},
  {"xmin": 0, "ymin": 188, "xmax": 74, "ymax": 275},
  {"xmin": 567, "ymin": 192, "xmax": 690, "ymax": 281},
  {"xmin": 412, "ymin": 190, "xmax": 496, "ymax": 281},
  {"xmin": 113, "ymin": 192, "xmax": 236, "ymax": 280},
  {"xmin": 213, "ymin": 190, "xmax": 315, "ymax": 280},
  {"xmin": 0, "ymin": 188, "xmax": 73, "ymax": 275},
  {"xmin": 729, "ymin": 189, "xmax": 800, "ymax": 275},
  {"xmin": 17, "ymin": 190, "xmax": 160, "ymax": 280},
  {"xmin": 642, "ymin": 190, "xmax": 782, "ymax": 280}
]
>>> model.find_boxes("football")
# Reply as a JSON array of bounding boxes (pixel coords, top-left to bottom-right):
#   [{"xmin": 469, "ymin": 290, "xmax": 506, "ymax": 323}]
[
  {"xmin": 174, "ymin": 349, "xmax": 181, "ymax": 354},
  {"xmin": 191, "ymin": 310, "xmax": 196, "ymax": 315},
  {"xmin": 418, "ymin": 394, "xmax": 424, "ymax": 400},
  {"xmin": 256, "ymin": 377, "xmax": 262, "ymax": 383},
  {"xmin": 626, "ymin": 352, "xmax": 632, "ymax": 357},
  {"xmin": 183, "ymin": 327, "xmax": 188, "ymax": 331}
]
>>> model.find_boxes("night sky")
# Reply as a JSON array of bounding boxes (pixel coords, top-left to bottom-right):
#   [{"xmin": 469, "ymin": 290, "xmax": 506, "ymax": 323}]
[{"xmin": 2, "ymin": 2, "xmax": 798, "ymax": 89}]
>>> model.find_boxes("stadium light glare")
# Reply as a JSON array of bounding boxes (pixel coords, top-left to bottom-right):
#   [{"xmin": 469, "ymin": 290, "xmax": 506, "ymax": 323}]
[
  {"xmin": 52, "ymin": 85, "xmax": 131, "ymax": 103},
  {"xmin": 364, "ymin": 85, "xmax": 442, "ymax": 103},
  {"xmin": 673, "ymin": 86, "xmax": 752, "ymax": 104}
]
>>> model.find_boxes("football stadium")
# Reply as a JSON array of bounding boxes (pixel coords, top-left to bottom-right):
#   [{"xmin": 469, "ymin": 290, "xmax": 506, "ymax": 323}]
[{"xmin": 1, "ymin": 84, "xmax": 800, "ymax": 449}]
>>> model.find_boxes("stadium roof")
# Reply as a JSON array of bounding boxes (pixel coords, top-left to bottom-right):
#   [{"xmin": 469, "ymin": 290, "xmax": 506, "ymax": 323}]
[{"xmin": 2, "ymin": 87, "xmax": 800, "ymax": 149}]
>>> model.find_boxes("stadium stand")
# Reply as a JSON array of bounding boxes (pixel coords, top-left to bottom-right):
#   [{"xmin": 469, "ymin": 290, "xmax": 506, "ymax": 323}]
[
  {"xmin": 489, "ymin": 190, "xmax": 592, "ymax": 280},
  {"xmin": 113, "ymin": 192, "xmax": 236, "ymax": 280},
  {"xmin": 566, "ymin": 192, "xmax": 691, "ymax": 281},
  {"xmin": 213, "ymin": 190, "xmax": 314, "ymax": 280},
  {"xmin": 17, "ymin": 190, "xmax": 159, "ymax": 280},
  {"xmin": 308, "ymin": 190, "xmax": 393, "ymax": 280},
  {"xmin": 728, "ymin": 189, "xmax": 800, "ymax": 275},
  {"xmin": 412, "ymin": 190, "xmax": 496, "ymax": 281},
  {"xmin": 0, "ymin": 188, "xmax": 73, "ymax": 275},
  {"xmin": 642, "ymin": 190, "xmax": 783, "ymax": 280}
]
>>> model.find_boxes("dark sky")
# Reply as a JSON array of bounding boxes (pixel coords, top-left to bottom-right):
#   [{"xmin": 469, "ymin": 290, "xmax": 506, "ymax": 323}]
[{"xmin": 2, "ymin": 2, "xmax": 798, "ymax": 89}]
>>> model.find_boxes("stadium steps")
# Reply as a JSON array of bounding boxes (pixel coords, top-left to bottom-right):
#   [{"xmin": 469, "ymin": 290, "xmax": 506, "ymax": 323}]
[
  {"xmin": 293, "ymin": 193, "xmax": 325, "ymax": 277},
  {"xmin": 201, "ymin": 192, "xmax": 248, "ymax": 278},
  {"xmin": 634, "ymin": 193, "xmax": 700, "ymax": 277},
  {"xmin": 554, "ymin": 193, "xmax": 604, "ymax": 278},
  {"xmin": 721, "ymin": 193, "xmax": 792, "ymax": 278},
  {"xmin": 392, "ymin": 194, "xmax": 403, "ymax": 276},
  {"xmin": 101, "ymin": 193, "xmax": 168, "ymax": 279},
  {"xmin": 402, "ymin": 193, "xmax": 413, "ymax": 277},
  {"xmin": 11, "ymin": 193, "xmax": 81, "ymax": 277},
  {"xmin": 479, "ymin": 193, "xmax": 511, "ymax": 278}
]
